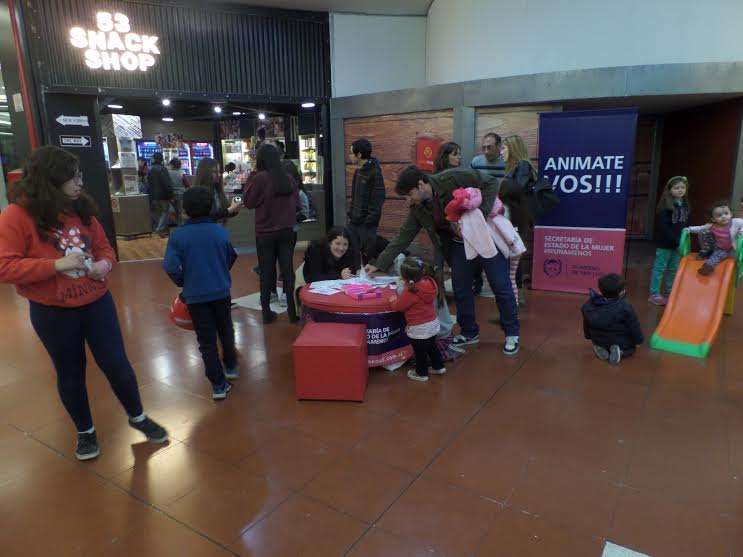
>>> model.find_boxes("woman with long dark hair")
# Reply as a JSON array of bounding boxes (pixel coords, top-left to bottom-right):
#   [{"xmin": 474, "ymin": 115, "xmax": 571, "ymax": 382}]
[
  {"xmin": 0, "ymin": 146, "xmax": 167, "ymax": 461},
  {"xmin": 303, "ymin": 226, "xmax": 358, "ymax": 283},
  {"xmin": 433, "ymin": 142, "xmax": 462, "ymax": 173},
  {"xmin": 244, "ymin": 144, "xmax": 299, "ymax": 324},
  {"xmin": 192, "ymin": 157, "xmax": 241, "ymax": 221}
]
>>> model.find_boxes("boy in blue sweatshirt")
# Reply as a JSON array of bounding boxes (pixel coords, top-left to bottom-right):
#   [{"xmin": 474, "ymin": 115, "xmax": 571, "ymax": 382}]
[
  {"xmin": 163, "ymin": 187, "xmax": 239, "ymax": 399},
  {"xmin": 581, "ymin": 273, "xmax": 644, "ymax": 365}
]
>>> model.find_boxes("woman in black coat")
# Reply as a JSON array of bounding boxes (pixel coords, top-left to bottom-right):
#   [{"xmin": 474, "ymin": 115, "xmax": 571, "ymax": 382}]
[{"xmin": 303, "ymin": 226, "xmax": 359, "ymax": 283}]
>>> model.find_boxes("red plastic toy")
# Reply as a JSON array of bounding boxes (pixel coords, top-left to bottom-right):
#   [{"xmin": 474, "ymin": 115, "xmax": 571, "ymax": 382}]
[{"xmin": 169, "ymin": 294, "xmax": 194, "ymax": 330}]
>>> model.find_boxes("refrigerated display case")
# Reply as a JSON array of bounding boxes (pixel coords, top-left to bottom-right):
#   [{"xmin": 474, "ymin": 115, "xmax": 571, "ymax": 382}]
[
  {"xmin": 221, "ymin": 139, "xmax": 247, "ymax": 169},
  {"xmin": 190, "ymin": 142, "xmax": 214, "ymax": 172},
  {"xmin": 163, "ymin": 145, "xmax": 192, "ymax": 175},
  {"xmin": 299, "ymin": 135, "xmax": 321, "ymax": 185}
]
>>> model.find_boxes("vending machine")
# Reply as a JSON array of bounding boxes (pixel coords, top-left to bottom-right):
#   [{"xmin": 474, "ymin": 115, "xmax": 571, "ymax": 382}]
[
  {"xmin": 190, "ymin": 142, "xmax": 214, "ymax": 173},
  {"xmin": 136, "ymin": 140, "xmax": 161, "ymax": 162}
]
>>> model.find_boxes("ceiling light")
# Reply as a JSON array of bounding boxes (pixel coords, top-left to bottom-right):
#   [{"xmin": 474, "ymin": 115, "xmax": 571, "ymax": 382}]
[
  {"xmin": 232, "ymin": 111, "xmax": 241, "ymax": 116},
  {"xmin": 162, "ymin": 99, "xmax": 171, "ymax": 106},
  {"xmin": 214, "ymin": 106, "xmax": 222, "ymax": 114},
  {"xmin": 258, "ymin": 113, "xmax": 266, "ymax": 120},
  {"xmin": 162, "ymin": 117, "xmax": 174, "ymax": 122},
  {"xmin": 107, "ymin": 104, "xmax": 123, "ymax": 109},
  {"xmin": 301, "ymin": 102, "xmax": 315, "ymax": 108}
]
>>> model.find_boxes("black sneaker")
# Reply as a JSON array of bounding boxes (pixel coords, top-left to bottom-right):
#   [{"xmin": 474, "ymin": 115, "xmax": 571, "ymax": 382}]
[
  {"xmin": 75, "ymin": 431, "xmax": 100, "ymax": 461},
  {"xmin": 212, "ymin": 381, "xmax": 233, "ymax": 400},
  {"xmin": 129, "ymin": 416, "xmax": 169, "ymax": 443},
  {"xmin": 451, "ymin": 334, "xmax": 480, "ymax": 348}
]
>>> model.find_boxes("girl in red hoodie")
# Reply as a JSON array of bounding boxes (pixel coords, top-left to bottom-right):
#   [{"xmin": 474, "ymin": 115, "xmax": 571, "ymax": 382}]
[
  {"xmin": 389, "ymin": 256, "xmax": 446, "ymax": 382},
  {"xmin": 0, "ymin": 146, "xmax": 167, "ymax": 461}
]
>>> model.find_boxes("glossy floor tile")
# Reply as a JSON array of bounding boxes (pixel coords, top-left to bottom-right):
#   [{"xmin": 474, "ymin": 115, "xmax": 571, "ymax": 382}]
[{"xmin": 1, "ymin": 255, "xmax": 742, "ymax": 556}]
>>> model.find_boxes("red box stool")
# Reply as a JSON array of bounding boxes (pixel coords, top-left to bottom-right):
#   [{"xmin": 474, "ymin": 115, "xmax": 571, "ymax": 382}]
[{"xmin": 293, "ymin": 323, "xmax": 368, "ymax": 401}]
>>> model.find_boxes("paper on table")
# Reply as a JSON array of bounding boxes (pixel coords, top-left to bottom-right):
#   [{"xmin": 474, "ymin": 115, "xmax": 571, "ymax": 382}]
[{"xmin": 308, "ymin": 286, "xmax": 340, "ymax": 295}]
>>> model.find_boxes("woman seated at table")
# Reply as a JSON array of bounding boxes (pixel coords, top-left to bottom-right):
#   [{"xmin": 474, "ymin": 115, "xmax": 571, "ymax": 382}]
[{"xmin": 303, "ymin": 226, "xmax": 359, "ymax": 283}]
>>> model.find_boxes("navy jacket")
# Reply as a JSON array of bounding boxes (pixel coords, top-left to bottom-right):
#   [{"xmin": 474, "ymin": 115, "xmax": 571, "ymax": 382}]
[
  {"xmin": 655, "ymin": 201, "xmax": 690, "ymax": 250},
  {"xmin": 163, "ymin": 217, "xmax": 237, "ymax": 304},
  {"xmin": 581, "ymin": 290, "xmax": 644, "ymax": 352}
]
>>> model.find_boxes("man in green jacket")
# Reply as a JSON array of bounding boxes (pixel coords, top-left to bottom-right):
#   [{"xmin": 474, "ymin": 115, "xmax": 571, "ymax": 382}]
[{"xmin": 365, "ymin": 166, "xmax": 520, "ymax": 355}]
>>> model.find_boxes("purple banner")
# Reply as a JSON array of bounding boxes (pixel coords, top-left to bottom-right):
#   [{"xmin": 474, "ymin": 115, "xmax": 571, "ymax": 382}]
[{"xmin": 303, "ymin": 309, "xmax": 413, "ymax": 367}]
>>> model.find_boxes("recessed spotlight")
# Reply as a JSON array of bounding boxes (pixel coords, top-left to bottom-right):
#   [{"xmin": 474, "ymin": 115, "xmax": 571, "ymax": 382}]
[
  {"xmin": 162, "ymin": 117, "xmax": 174, "ymax": 122},
  {"xmin": 214, "ymin": 106, "xmax": 222, "ymax": 114},
  {"xmin": 162, "ymin": 99, "xmax": 171, "ymax": 106},
  {"xmin": 232, "ymin": 111, "xmax": 241, "ymax": 116},
  {"xmin": 301, "ymin": 102, "xmax": 315, "ymax": 108},
  {"xmin": 258, "ymin": 113, "xmax": 266, "ymax": 120},
  {"xmin": 108, "ymin": 104, "xmax": 123, "ymax": 109}
]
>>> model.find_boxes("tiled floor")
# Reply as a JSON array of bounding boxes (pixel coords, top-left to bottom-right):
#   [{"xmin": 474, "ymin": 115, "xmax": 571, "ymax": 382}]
[{"xmin": 1, "ymin": 252, "xmax": 742, "ymax": 557}]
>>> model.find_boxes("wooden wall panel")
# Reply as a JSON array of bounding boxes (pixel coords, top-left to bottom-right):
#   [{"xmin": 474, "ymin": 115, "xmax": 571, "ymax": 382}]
[
  {"xmin": 475, "ymin": 106, "xmax": 554, "ymax": 161},
  {"xmin": 343, "ymin": 110, "xmax": 454, "ymax": 257}
]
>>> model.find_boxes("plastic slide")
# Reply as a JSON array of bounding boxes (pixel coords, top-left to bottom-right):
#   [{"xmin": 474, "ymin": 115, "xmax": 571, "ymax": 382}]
[{"xmin": 650, "ymin": 230, "xmax": 743, "ymax": 358}]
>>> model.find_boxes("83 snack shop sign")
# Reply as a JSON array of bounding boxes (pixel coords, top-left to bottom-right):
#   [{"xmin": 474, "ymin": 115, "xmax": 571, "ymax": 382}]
[
  {"xmin": 70, "ymin": 11, "xmax": 160, "ymax": 71},
  {"xmin": 532, "ymin": 108, "xmax": 638, "ymax": 294}
]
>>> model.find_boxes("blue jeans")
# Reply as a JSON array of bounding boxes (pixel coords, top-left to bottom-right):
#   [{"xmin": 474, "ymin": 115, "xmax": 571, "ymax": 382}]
[
  {"xmin": 446, "ymin": 239, "xmax": 520, "ymax": 338},
  {"xmin": 29, "ymin": 292, "xmax": 144, "ymax": 432}
]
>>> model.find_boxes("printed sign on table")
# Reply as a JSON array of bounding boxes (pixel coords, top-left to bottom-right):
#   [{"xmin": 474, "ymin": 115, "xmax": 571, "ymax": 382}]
[{"xmin": 532, "ymin": 108, "xmax": 638, "ymax": 294}]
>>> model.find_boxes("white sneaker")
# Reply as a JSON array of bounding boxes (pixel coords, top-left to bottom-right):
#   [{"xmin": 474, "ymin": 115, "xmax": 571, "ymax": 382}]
[
  {"xmin": 279, "ymin": 292, "xmax": 287, "ymax": 307},
  {"xmin": 429, "ymin": 367, "xmax": 447, "ymax": 375},
  {"xmin": 503, "ymin": 336, "xmax": 520, "ymax": 355},
  {"xmin": 609, "ymin": 345, "xmax": 622, "ymax": 365},
  {"xmin": 407, "ymin": 369, "xmax": 429, "ymax": 382}
]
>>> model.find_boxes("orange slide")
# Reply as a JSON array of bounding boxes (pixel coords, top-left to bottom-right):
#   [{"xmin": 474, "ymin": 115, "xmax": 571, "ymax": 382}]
[{"xmin": 650, "ymin": 230, "xmax": 742, "ymax": 358}]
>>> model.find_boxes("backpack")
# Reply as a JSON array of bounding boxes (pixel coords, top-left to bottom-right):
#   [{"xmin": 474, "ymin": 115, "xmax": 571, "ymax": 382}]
[{"xmin": 524, "ymin": 176, "xmax": 560, "ymax": 218}]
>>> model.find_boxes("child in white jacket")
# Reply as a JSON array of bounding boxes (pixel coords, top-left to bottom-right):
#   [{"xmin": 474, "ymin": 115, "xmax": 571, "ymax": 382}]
[{"xmin": 686, "ymin": 200, "xmax": 743, "ymax": 275}]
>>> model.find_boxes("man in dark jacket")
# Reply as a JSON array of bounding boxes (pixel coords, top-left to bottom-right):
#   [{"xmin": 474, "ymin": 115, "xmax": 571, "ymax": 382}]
[
  {"xmin": 364, "ymin": 166, "xmax": 521, "ymax": 355},
  {"xmin": 582, "ymin": 273, "xmax": 644, "ymax": 365},
  {"xmin": 147, "ymin": 152, "xmax": 175, "ymax": 237},
  {"xmin": 348, "ymin": 138, "xmax": 385, "ymax": 264}
]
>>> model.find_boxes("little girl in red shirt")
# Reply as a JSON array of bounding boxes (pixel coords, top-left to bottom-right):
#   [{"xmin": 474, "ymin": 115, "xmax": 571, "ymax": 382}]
[{"xmin": 389, "ymin": 256, "xmax": 446, "ymax": 382}]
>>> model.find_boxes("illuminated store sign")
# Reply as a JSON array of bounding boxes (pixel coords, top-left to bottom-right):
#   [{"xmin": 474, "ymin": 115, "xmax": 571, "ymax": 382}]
[{"xmin": 69, "ymin": 12, "xmax": 160, "ymax": 71}]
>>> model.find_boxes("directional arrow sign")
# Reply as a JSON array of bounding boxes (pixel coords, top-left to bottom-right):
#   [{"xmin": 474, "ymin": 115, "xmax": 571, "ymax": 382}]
[
  {"xmin": 56, "ymin": 115, "xmax": 90, "ymax": 127},
  {"xmin": 60, "ymin": 135, "xmax": 91, "ymax": 148}
]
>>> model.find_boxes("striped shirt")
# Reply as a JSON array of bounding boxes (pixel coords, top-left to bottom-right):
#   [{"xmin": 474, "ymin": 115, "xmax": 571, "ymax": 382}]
[{"xmin": 471, "ymin": 154, "xmax": 506, "ymax": 178}]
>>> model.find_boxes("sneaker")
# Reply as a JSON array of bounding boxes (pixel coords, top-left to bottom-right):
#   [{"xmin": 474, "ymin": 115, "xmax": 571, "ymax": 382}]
[
  {"xmin": 129, "ymin": 416, "xmax": 168, "ymax": 443},
  {"xmin": 451, "ymin": 334, "xmax": 480, "ymax": 348},
  {"xmin": 224, "ymin": 366, "xmax": 240, "ymax": 380},
  {"xmin": 270, "ymin": 292, "xmax": 279, "ymax": 304},
  {"xmin": 279, "ymin": 292, "xmax": 288, "ymax": 307},
  {"xmin": 407, "ymin": 369, "xmax": 429, "ymax": 382},
  {"xmin": 698, "ymin": 264, "xmax": 714, "ymax": 276},
  {"xmin": 447, "ymin": 343, "xmax": 465, "ymax": 354},
  {"xmin": 609, "ymin": 345, "xmax": 622, "ymax": 365},
  {"xmin": 212, "ymin": 381, "xmax": 233, "ymax": 400},
  {"xmin": 263, "ymin": 310, "xmax": 278, "ymax": 324},
  {"xmin": 648, "ymin": 294, "xmax": 667, "ymax": 306},
  {"xmin": 75, "ymin": 431, "xmax": 100, "ymax": 461},
  {"xmin": 429, "ymin": 367, "xmax": 447, "ymax": 375},
  {"xmin": 503, "ymin": 336, "xmax": 520, "ymax": 355},
  {"xmin": 593, "ymin": 344, "xmax": 610, "ymax": 360}
]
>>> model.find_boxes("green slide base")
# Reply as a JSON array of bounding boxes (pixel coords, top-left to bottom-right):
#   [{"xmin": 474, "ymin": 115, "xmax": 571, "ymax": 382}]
[{"xmin": 650, "ymin": 333, "xmax": 710, "ymax": 359}]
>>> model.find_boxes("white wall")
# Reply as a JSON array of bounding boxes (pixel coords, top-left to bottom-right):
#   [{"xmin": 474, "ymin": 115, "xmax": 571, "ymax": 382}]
[
  {"xmin": 331, "ymin": 13, "xmax": 426, "ymax": 97},
  {"xmin": 426, "ymin": 0, "xmax": 743, "ymax": 85}
]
